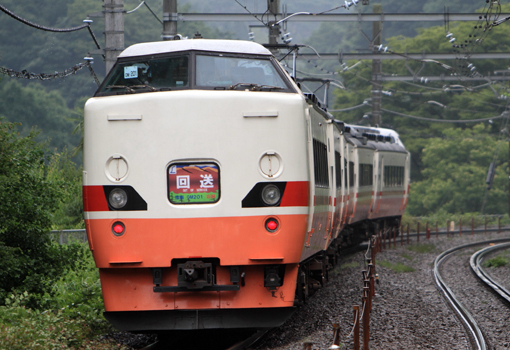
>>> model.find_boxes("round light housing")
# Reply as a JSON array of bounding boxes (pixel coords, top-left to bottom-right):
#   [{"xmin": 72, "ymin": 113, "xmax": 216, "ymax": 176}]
[
  {"xmin": 109, "ymin": 188, "xmax": 128, "ymax": 209},
  {"xmin": 112, "ymin": 221, "xmax": 125, "ymax": 236},
  {"xmin": 265, "ymin": 218, "xmax": 279, "ymax": 233},
  {"xmin": 261, "ymin": 184, "xmax": 281, "ymax": 206}
]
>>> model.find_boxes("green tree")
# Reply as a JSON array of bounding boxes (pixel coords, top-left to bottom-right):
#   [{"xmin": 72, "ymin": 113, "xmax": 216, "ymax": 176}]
[
  {"xmin": 0, "ymin": 80, "xmax": 80, "ymax": 158},
  {"xmin": 0, "ymin": 120, "xmax": 81, "ymax": 306},
  {"xmin": 407, "ymin": 125, "xmax": 508, "ymax": 215},
  {"xmin": 328, "ymin": 4, "xmax": 510, "ymax": 215}
]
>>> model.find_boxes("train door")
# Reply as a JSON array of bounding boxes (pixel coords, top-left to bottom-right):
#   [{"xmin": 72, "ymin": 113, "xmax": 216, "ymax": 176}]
[
  {"xmin": 324, "ymin": 120, "xmax": 339, "ymax": 248},
  {"xmin": 302, "ymin": 107, "xmax": 330, "ymax": 260},
  {"xmin": 371, "ymin": 152, "xmax": 383, "ymax": 217},
  {"xmin": 332, "ymin": 126, "xmax": 344, "ymax": 239}
]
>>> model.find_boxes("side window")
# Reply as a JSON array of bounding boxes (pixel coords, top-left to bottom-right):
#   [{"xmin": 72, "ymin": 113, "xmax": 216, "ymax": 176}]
[
  {"xmin": 335, "ymin": 151, "xmax": 342, "ymax": 188},
  {"xmin": 313, "ymin": 139, "xmax": 329, "ymax": 188},
  {"xmin": 349, "ymin": 161, "xmax": 355, "ymax": 187}
]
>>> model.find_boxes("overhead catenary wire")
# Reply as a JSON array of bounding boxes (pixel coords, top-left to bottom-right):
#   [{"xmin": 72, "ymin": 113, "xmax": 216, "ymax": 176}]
[
  {"xmin": 0, "ymin": 3, "xmax": 104, "ymax": 58},
  {"xmin": 0, "ymin": 4, "xmax": 89, "ymax": 32},
  {"xmin": 373, "ymin": 105, "xmax": 510, "ymax": 124}
]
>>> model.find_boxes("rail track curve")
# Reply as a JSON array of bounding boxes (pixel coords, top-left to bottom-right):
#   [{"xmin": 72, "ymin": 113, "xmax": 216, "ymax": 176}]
[{"xmin": 434, "ymin": 238, "xmax": 510, "ymax": 350}]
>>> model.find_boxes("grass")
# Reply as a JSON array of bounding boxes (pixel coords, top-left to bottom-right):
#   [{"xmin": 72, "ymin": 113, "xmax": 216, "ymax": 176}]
[
  {"xmin": 340, "ymin": 262, "xmax": 360, "ymax": 269},
  {"xmin": 378, "ymin": 260, "xmax": 416, "ymax": 273},
  {"xmin": 401, "ymin": 253, "xmax": 413, "ymax": 261},
  {"xmin": 483, "ymin": 255, "xmax": 509, "ymax": 268},
  {"xmin": 406, "ymin": 243, "xmax": 435, "ymax": 254}
]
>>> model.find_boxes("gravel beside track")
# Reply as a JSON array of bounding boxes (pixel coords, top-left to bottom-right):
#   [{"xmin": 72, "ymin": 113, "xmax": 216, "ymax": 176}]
[{"xmin": 254, "ymin": 231, "xmax": 510, "ymax": 350}]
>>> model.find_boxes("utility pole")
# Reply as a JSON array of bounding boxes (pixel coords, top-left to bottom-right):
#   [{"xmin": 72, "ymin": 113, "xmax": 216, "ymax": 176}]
[
  {"xmin": 267, "ymin": 0, "xmax": 280, "ymax": 45},
  {"xmin": 104, "ymin": 0, "xmax": 124, "ymax": 74},
  {"xmin": 162, "ymin": 0, "xmax": 178, "ymax": 40},
  {"xmin": 371, "ymin": 4, "xmax": 382, "ymax": 127}
]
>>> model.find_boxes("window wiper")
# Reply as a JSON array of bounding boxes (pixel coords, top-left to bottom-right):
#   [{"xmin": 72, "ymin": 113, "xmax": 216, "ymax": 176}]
[
  {"xmin": 228, "ymin": 83, "xmax": 258, "ymax": 90},
  {"xmin": 106, "ymin": 84, "xmax": 159, "ymax": 93},
  {"xmin": 228, "ymin": 83, "xmax": 284, "ymax": 91},
  {"xmin": 253, "ymin": 85, "xmax": 284, "ymax": 91},
  {"xmin": 131, "ymin": 84, "xmax": 158, "ymax": 92},
  {"xmin": 106, "ymin": 85, "xmax": 136, "ymax": 93}
]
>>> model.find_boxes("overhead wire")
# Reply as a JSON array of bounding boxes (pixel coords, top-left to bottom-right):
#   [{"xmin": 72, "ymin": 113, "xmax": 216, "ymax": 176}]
[
  {"xmin": 0, "ymin": 4, "xmax": 89, "ymax": 32},
  {"xmin": 0, "ymin": 3, "xmax": 104, "ymax": 59},
  {"xmin": 374, "ymin": 105, "xmax": 509, "ymax": 124}
]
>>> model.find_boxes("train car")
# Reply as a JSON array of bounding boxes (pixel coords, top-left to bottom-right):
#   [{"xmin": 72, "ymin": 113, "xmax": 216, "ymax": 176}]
[{"xmin": 82, "ymin": 38, "xmax": 410, "ymax": 333}]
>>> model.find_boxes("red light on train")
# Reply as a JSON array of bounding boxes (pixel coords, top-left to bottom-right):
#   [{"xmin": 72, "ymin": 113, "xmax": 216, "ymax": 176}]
[
  {"xmin": 112, "ymin": 222, "xmax": 125, "ymax": 236},
  {"xmin": 265, "ymin": 218, "xmax": 279, "ymax": 232}
]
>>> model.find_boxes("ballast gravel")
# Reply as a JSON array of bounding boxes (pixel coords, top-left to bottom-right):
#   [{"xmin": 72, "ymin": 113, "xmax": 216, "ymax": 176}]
[
  {"xmin": 114, "ymin": 230, "xmax": 510, "ymax": 349},
  {"xmin": 254, "ymin": 230, "xmax": 510, "ymax": 350}
]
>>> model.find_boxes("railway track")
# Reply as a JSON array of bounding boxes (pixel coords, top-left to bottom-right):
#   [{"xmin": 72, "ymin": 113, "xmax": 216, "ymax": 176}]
[
  {"xmin": 433, "ymin": 238, "xmax": 510, "ymax": 350},
  {"xmin": 139, "ymin": 329, "xmax": 269, "ymax": 350},
  {"xmin": 470, "ymin": 242, "xmax": 510, "ymax": 304}
]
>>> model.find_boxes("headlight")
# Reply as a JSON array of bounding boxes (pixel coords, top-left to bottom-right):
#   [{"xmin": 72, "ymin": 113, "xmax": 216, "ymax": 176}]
[
  {"xmin": 109, "ymin": 188, "xmax": 128, "ymax": 209},
  {"xmin": 261, "ymin": 184, "xmax": 281, "ymax": 206}
]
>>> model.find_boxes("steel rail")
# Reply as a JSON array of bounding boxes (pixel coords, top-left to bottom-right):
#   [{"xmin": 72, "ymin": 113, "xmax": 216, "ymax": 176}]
[
  {"xmin": 470, "ymin": 242, "xmax": 510, "ymax": 304},
  {"xmin": 226, "ymin": 329, "xmax": 270, "ymax": 350},
  {"xmin": 434, "ymin": 239, "xmax": 510, "ymax": 350},
  {"xmin": 435, "ymin": 242, "xmax": 489, "ymax": 350}
]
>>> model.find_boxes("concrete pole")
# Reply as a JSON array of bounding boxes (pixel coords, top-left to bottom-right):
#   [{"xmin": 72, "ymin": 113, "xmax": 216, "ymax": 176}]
[
  {"xmin": 104, "ymin": 0, "xmax": 124, "ymax": 74},
  {"xmin": 371, "ymin": 4, "xmax": 382, "ymax": 127},
  {"xmin": 162, "ymin": 0, "xmax": 178, "ymax": 40},
  {"xmin": 267, "ymin": 0, "xmax": 280, "ymax": 45}
]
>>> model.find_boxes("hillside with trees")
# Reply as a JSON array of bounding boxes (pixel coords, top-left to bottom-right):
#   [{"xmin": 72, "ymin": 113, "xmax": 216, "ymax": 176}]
[
  {"xmin": 0, "ymin": 0, "xmax": 508, "ymax": 217},
  {"xmin": 327, "ymin": 3, "xmax": 510, "ymax": 216}
]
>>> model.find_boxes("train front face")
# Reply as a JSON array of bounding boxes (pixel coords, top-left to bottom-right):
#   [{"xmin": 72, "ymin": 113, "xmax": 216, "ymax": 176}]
[{"xmin": 83, "ymin": 40, "xmax": 310, "ymax": 332}]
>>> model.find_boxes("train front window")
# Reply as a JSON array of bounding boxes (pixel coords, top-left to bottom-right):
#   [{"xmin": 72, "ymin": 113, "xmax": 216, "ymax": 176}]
[
  {"xmin": 195, "ymin": 55, "xmax": 288, "ymax": 91},
  {"xmin": 97, "ymin": 55, "xmax": 189, "ymax": 95}
]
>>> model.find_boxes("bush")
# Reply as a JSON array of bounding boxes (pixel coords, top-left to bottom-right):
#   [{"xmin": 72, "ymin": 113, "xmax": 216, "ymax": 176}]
[
  {"xmin": 0, "ymin": 292, "xmax": 127, "ymax": 350},
  {"xmin": 0, "ymin": 243, "xmax": 126, "ymax": 349},
  {"xmin": 0, "ymin": 120, "xmax": 84, "ymax": 307},
  {"xmin": 483, "ymin": 255, "xmax": 509, "ymax": 268},
  {"xmin": 41, "ymin": 242, "xmax": 113, "ymax": 335}
]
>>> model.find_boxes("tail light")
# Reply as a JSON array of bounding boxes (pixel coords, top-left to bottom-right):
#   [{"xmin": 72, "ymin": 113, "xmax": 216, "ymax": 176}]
[
  {"xmin": 112, "ymin": 221, "xmax": 125, "ymax": 236},
  {"xmin": 265, "ymin": 217, "xmax": 279, "ymax": 233}
]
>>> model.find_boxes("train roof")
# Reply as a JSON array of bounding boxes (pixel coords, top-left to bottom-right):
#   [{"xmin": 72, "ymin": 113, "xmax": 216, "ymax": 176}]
[
  {"xmin": 119, "ymin": 39, "xmax": 273, "ymax": 58},
  {"xmin": 345, "ymin": 124, "xmax": 405, "ymax": 148}
]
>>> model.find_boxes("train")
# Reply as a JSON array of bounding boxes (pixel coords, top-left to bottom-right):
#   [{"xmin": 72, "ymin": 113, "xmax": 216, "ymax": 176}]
[{"xmin": 82, "ymin": 38, "xmax": 410, "ymax": 332}]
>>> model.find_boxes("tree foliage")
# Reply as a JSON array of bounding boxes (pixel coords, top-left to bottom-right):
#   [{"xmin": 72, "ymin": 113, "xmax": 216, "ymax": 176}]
[
  {"xmin": 329, "ymin": 4, "xmax": 510, "ymax": 216},
  {"xmin": 0, "ymin": 120, "xmax": 82, "ymax": 306}
]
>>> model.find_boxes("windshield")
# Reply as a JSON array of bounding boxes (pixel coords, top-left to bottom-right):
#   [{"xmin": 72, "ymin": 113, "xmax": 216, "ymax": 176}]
[
  {"xmin": 98, "ymin": 55, "xmax": 189, "ymax": 94},
  {"xmin": 196, "ymin": 55, "xmax": 288, "ymax": 90},
  {"xmin": 95, "ymin": 51, "xmax": 293, "ymax": 96}
]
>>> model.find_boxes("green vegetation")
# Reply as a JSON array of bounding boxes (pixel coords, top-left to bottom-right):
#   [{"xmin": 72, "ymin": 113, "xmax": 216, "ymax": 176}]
[
  {"xmin": 401, "ymin": 253, "xmax": 413, "ymax": 261},
  {"xmin": 406, "ymin": 244, "xmax": 436, "ymax": 254},
  {"xmin": 0, "ymin": 244, "xmax": 125, "ymax": 350},
  {"xmin": 1, "ymin": 0, "xmax": 509, "ymax": 346},
  {"xmin": 0, "ymin": 120, "xmax": 101, "ymax": 348},
  {"xmin": 378, "ymin": 260, "xmax": 416, "ymax": 273},
  {"xmin": 340, "ymin": 261, "xmax": 360, "ymax": 269},
  {"xmin": 330, "ymin": 3, "xmax": 510, "ymax": 217},
  {"xmin": 483, "ymin": 255, "xmax": 510, "ymax": 268}
]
